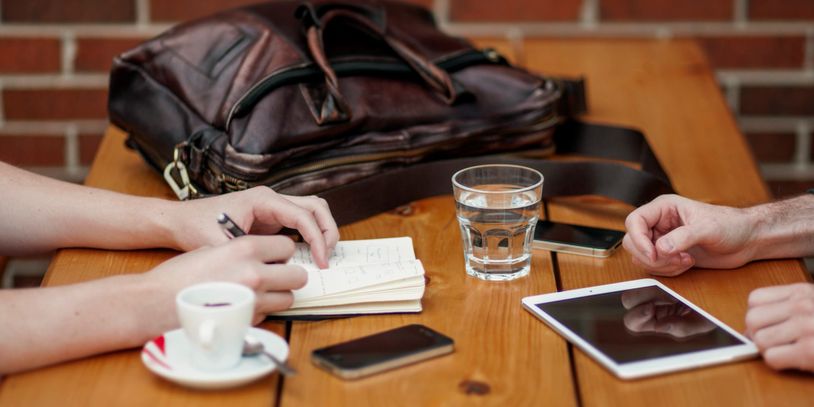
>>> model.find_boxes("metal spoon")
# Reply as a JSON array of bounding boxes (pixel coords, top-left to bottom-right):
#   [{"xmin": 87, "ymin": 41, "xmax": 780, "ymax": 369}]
[{"xmin": 242, "ymin": 335, "xmax": 297, "ymax": 376}]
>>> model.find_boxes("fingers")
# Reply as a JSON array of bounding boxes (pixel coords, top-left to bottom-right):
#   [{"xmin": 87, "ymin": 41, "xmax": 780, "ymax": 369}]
[
  {"xmin": 624, "ymin": 213, "xmax": 657, "ymax": 263},
  {"xmin": 225, "ymin": 235, "xmax": 296, "ymax": 264},
  {"xmin": 254, "ymin": 291, "xmax": 296, "ymax": 314},
  {"xmin": 762, "ymin": 338, "xmax": 814, "ymax": 371},
  {"xmin": 280, "ymin": 194, "xmax": 340, "ymax": 251},
  {"xmin": 745, "ymin": 300, "xmax": 796, "ymax": 336},
  {"xmin": 628, "ymin": 249, "xmax": 694, "ymax": 277},
  {"xmin": 749, "ymin": 283, "xmax": 813, "ymax": 307},
  {"xmin": 655, "ymin": 225, "xmax": 703, "ymax": 256},
  {"xmin": 254, "ymin": 265, "xmax": 308, "ymax": 292},
  {"xmin": 257, "ymin": 192, "xmax": 331, "ymax": 268},
  {"xmin": 752, "ymin": 316, "xmax": 814, "ymax": 351}
]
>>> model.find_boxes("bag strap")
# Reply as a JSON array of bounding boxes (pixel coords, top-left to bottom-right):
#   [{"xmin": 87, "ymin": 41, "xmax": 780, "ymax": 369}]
[{"xmin": 318, "ymin": 121, "xmax": 674, "ymax": 226}]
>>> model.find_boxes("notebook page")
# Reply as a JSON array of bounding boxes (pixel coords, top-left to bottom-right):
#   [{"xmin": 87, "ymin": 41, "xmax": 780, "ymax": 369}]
[
  {"xmin": 293, "ymin": 260, "xmax": 425, "ymax": 301},
  {"xmin": 288, "ymin": 237, "xmax": 416, "ymax": 271}
]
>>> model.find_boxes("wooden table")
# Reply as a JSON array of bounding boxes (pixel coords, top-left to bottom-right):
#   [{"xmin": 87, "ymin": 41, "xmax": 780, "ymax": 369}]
[{"xmin": 1, "ymin": 39, "xmax": 812, "ymax": 406}]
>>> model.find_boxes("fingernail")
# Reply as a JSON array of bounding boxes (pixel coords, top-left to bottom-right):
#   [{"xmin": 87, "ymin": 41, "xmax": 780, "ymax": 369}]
[{"xmin": 658, "ymin": 238, "xmax": 674, "ymax": 254}]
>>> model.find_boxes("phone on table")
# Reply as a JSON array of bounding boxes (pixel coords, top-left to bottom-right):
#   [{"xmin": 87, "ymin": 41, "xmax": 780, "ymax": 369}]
[
  {"xmin": 533, "ymin": 220, "xmax": 625, "ymax": 258},
  {"xmin": 311, "ymin": 324, "xmax": 454, "ymax": 380}
]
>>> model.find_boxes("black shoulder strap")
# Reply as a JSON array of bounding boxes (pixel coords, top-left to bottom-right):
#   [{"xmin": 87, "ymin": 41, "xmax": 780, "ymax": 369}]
[{"xmin": 318, "ymin": 121, "xmax": 673, "ymax": 226}]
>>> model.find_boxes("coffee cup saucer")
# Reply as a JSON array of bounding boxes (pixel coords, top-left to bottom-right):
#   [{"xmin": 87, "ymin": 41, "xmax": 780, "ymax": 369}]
[{"xmin": 141, "ymin": 326, "xmax": 289, "ymax": 390}]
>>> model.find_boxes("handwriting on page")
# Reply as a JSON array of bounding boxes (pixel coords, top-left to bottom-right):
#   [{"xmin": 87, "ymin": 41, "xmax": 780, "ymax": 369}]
[
  {"xmin": 289, "ymin": 237, "xmax": 416, "ymax": 270},
  {"xmin": 294, "ymin": 260, "xmax": 424, "ymax": 300}
]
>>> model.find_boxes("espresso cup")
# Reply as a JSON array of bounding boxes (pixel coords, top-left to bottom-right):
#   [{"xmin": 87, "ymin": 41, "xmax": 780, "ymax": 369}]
[{"xmin": 176, "ymin": 282, "xmax": 255, "ymax": 372}]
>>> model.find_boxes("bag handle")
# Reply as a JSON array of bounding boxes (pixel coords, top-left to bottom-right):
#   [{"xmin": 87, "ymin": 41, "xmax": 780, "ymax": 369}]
[
  {"xmin": 296, "ymin": 4, "xmax": 462, "ymax": 125},
  {"xmin": 316, "ymin": 121, "xmax": 674, "ymax": 226}
]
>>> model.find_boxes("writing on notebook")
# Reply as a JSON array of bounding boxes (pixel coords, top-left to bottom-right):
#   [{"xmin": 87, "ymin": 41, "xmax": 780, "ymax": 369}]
[{"xmin": 289, "ymin": 236, "xmax": 416, "ymax": 270}]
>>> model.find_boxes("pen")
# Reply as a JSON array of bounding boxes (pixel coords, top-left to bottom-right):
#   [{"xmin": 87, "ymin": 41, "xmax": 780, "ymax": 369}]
[{"xmin": 217, "ymin": 212, "xmax": 246, "ymax": 239}]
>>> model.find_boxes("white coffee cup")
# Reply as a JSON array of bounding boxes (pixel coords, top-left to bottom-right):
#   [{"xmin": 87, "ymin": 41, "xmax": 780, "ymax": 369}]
[{"xmin": 176, "ymin": 282, "xmax": 255, "ymax": 372}]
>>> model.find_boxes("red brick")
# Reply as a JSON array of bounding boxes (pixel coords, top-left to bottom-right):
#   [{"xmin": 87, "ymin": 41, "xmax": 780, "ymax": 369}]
[
  {"xmin": 0, "ymin": 135, "xmax": 65, "ymax": 166},
  {"xmin": 0, "ymin": 38, "xmax": 61, "ymax": 73},
  {"xmin": 149, "ymin": 0, "xmax": 259, "ymax": 22},
  {"xmin": 79, "ymin": 134, "xmax": 104, "ymax": 165},
  {"xmin": 744, "ymin": 132, "xmax": 796, "ymax": 163},
  {"xmin": 449, "ymin": 0, "xmax": 581, "ymax": 22},
  {"xmin": 1, "ymin": 0, "xmax": 135, "ymax": 23},
  {"xmin": 600, "ymin": 0, "xmax": 732, "ymax": 21},
  {"xmin": 3, "ymin": 89, "xmax": 108, "ymax": 120},
  {"xmin": 740, "ymin": 86, "xmax": 814, "ymax": 116},
  {"xmin": 692, "ymin": 36, "xmax": 805, "ymax": 69},
  {"xmin": 150, "ymin": 0, "xmax": 435, "ymax": 21},
  {"xmin": 769, "ymin": 180, "xmax": 814, "ymax": 199},
  {"xmin": 750, "ymin": 0, "xmax": 814, "ymax": 20},
  {"xmin": 75, "ymin": 37, "xmax": 149, "ymax": 72}
]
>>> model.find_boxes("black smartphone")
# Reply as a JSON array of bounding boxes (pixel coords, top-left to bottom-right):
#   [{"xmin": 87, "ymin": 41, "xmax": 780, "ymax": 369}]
[
  {"xmin": 533, "ymin": 220, "xmax": 625, "ymax": 258},
  {"xmin": 311, "ymin": 324, "xmax": 454, "ymax": 380}
]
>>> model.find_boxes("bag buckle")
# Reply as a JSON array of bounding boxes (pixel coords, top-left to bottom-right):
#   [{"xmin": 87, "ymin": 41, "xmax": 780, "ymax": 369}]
[{"xmin": 163, "ymin": 143, "xmax": 199, "ymax": 200}]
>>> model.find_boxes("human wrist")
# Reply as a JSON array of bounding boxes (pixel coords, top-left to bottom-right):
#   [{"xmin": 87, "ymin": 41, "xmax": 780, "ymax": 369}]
[
  {"xmin": 141, "ymin": 198, "xmax": 188, "ymax": 250},
  {"xmin": 744, "ymin": 195, "xmax": 814, "ymax": 260},
  {"xmin": 124, "ymin": 272, "xmax": 179, "ymax": 345}
]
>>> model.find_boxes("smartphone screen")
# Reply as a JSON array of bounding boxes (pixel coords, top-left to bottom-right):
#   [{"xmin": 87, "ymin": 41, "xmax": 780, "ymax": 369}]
[
  {"xmin": 312, "ymin": 324, "xmax": 454, "ymax": 379},
  {"xmin": 533, "ymin": 220, "xmax": 624, "ymax": 256}
]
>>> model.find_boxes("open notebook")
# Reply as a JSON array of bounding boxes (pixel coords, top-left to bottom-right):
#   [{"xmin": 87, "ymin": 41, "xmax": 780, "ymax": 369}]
[{"xmin": 270, "ymin": 237, "xmax": 426, "ymax": 316}]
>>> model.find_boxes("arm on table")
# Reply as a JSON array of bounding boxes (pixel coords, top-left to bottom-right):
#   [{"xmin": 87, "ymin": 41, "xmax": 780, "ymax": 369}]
[
  {"xmin": 0, "ymin": 161, "xmax": 338, "ymax": 267},
  {"xmin": 0, "ymin": 236, "xmax": 306, "ymax": 374},
  {"xmin": 622, "ymin": 193, "xmax": 814, "ymax": 277}
]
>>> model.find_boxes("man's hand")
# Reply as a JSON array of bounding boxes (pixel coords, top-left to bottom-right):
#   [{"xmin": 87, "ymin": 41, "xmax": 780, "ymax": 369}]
[
  {"xmin": 144, "ymin": 235, "xmax": 307, "ymax": 326},
  {"xmin": 746, "ymin": 283, "xmax": 814, "ymax": 372},
  {"xmin": 167, "ymin": 187, "xmax": 339, "ymax": 268},
  {"xmin": 622, "ymin": 194, "xmax": 757, "ymax": 276}
]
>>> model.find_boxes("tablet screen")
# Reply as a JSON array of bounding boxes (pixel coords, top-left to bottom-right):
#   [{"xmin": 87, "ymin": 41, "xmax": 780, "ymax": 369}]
[{"xmin": 534, "ymin": 286, "xmax": 745, "ymax": 364}]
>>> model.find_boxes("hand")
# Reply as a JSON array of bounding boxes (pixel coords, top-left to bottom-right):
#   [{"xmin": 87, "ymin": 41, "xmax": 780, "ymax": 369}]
[
  {"xmin": 168, "ymin": 187, "xmax": 339, "ymax": 268},
  {"xmin": 746, "ymin": 283, "xmax": 814, "ymax": 372},
  {"xmin": 622, "ymin": 194, "xmax": 756, "ymax": 276},
  {"xmin": 621, "ymin": 287, "xmax": 715, "ymax": 338},
  {"xmin": 144, "ymin": 235, "xmax": 307, "ymax": 326}
]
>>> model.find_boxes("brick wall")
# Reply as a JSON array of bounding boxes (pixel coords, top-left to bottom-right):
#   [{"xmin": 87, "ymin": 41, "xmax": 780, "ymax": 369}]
[{"xmin": 0, "ymin": 0, "xmax": 812, "ymax": 196}]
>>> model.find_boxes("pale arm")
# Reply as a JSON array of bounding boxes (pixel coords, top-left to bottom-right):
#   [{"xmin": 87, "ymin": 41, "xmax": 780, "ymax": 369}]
[
  {"xmin": 0, "ymin": 236, "xmax": 307, "ymax": 374},
  {"xmin": 0, "ymin": 162, "xmax": 338, "ymax": 266}
]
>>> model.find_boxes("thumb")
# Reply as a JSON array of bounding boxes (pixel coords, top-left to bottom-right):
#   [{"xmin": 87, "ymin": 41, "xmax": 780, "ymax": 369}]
[{"xmin": 655, "ymin": 225, "xmax": 705, "ymax": 255}]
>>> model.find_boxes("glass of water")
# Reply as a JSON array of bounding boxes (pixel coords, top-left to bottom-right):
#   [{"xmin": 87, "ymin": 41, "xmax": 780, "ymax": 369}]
[{"xmin": 452, "ymin": 165, "xmax": 543, "ymax": 281}]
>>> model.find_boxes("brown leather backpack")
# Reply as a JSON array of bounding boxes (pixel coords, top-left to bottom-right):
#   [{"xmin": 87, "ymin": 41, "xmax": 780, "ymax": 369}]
[{"xmin": 108, "ymin": 0, "xmax": 672, "ymax": 225}]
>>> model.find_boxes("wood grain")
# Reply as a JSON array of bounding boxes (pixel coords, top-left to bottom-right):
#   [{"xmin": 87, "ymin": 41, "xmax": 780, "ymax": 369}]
[
  {"xmin": 523, "ymin": 39, "xmax": 813, "ymax": 406},
  {"xmin": 280, "ymin": 197, "xmax": 574, "ymax": 406}
]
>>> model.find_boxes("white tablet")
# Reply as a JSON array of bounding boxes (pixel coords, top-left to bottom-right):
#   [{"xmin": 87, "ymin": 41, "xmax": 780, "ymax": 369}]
[{"xmin": 522, "ymin": 279, "xmax": 758, "ymax": 380}]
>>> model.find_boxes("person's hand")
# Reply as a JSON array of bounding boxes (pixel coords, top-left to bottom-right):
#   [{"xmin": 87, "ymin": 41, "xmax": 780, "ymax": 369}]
[
  {"xmin": 622, "ymin": 194, "xmax": 756, "ymax": 276},
  {"xmin": 621, "ymin": 287, "xmax": 715, "ymax": 338},
  {"xmin": 167, "ymin": 187, "xmax": 338, "ymax": 268},
  {"xmin": 746, "ymin": 283, "xmax": 814, "ymax": 372},
  {"xmin": 144, "ymin": 235, "xmax": 307, "ymax": 326}
]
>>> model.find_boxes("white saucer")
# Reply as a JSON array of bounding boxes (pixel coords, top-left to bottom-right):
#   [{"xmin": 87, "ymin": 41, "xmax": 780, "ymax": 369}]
[{"xmin": 141, "ymin": 327, "xmax": 289, "ymax": 390}]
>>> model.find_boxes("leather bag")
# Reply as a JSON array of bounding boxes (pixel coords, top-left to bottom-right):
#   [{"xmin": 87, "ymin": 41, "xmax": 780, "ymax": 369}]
[{"xmin": 108, "ymin": 0, "xmax": 673, "ymax": 225}]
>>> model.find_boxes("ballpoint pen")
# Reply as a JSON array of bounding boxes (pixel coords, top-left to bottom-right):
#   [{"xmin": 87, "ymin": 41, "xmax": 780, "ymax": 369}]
[{"xmin": 217, "ymin": 212, "xmax": 247, "ymax": 239}]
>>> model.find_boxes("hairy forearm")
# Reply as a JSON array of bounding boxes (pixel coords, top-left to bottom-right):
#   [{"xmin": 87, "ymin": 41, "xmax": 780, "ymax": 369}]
[
  {"xmin": 747, "ymin": 194, "xmax": 814, "ymax": 260},
  {"xmin": 0, "ymin": 162, "xmax": 182, "ymax": 255},
  {"xmin": 0, "ymin": 274, "xmax": 175, "ymax": 374}
]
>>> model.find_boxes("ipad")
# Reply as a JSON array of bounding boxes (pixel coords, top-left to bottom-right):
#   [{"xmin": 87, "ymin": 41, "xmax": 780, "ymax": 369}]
[{"xmin": 522, "ymin": 279, "xmax": 758, "ymax": 379}]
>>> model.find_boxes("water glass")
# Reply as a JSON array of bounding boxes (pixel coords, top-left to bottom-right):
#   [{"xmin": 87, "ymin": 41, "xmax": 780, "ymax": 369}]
[{"xmin": 452, "ymin": 165, "xmax": 543, "ymax": 281}]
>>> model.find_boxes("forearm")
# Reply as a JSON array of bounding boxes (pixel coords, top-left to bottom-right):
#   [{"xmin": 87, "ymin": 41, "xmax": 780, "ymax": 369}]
[
  {"xmin": 0, "ymin": 274, "xmax": 176, "ymax": 374},
  {"xmin": 746, "ymin": 194, "xmax": 814, "ymax": 260},
  {"xmin": 0, "ymin": 162, "xmax": 182, "ymax": 255}
]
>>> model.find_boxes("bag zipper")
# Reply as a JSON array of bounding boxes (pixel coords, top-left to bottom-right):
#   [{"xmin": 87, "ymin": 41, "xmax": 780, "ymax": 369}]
[
  {"xmin": 212, "ymin": 111, "xmax": 559, "ymax": 192},
  {"xmin": 224, "ymin": 48, "xmax": 506, "ymax": 130}
]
